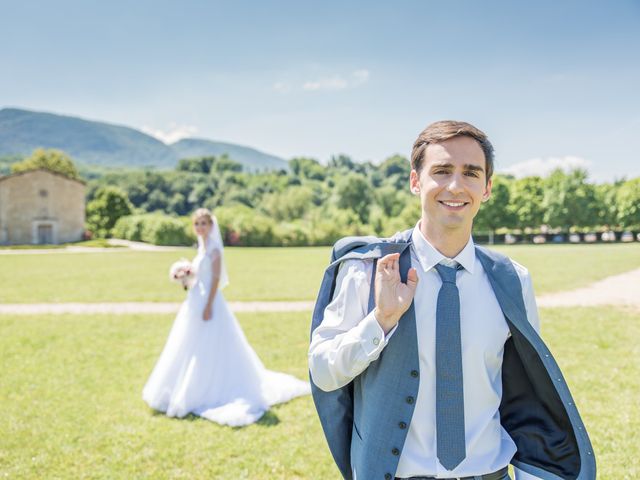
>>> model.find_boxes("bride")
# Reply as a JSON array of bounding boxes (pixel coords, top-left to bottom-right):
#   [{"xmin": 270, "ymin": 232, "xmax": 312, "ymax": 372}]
[{"xmin": 143, "ymin": 208, "xmax": 310, "ymax": 426}]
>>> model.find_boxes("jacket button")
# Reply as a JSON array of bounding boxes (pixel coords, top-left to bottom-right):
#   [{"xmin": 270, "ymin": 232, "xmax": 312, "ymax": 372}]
[
  {"xmin": 398, "ymin": 421, "xmax": 407, "ymax": 429},
  {"xmin": 406, "ymin": 396, "xmax": 414, "ymax": 404},
  {"xmin": 410, "ymin": 370, "xmax": 419, "ymax": 377},
  {"xmin": 385, "ymin": 474, "xmax": 392, "ymax": 480},
  {"xmin": 392, "ymin": 447, "xmax": 400, "ymax": 456}
]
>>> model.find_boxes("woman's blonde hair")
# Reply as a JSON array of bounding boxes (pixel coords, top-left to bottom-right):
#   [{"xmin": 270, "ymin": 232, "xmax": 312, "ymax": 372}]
[{"xmin": 191, "ymin": 208, "xmax": 214, "ymax": 225}]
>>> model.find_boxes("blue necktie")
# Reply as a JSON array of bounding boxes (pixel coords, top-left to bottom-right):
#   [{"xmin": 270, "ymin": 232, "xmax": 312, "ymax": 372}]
[{"xmin": 434, "ymin": 263, "xmax": 466, "ymax": 470}]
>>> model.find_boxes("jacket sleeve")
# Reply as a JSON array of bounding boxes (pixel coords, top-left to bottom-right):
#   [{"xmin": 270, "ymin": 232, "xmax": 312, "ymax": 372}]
[{"xmin": 308, "ymin": 259, "xmax": 392, "ymax": 391}]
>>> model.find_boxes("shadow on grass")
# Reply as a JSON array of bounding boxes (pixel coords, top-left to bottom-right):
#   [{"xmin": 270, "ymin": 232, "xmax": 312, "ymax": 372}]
[
  {"xmin": 148, "ymin": 408, "xmax": 281, "ymax": 428},
  {"xmin": 255, "ymin": 410, "xmax": 280, "ymax": 427}
]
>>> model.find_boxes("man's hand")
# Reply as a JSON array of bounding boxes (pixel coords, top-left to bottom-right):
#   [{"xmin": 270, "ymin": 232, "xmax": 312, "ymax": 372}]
[
  {"xmin": 374, "ymin": 253, "xmax": 418, "ymax": 334},
  {"xmin": 203, "ymin": 303, "xmax": 213, "ymax": 321}
]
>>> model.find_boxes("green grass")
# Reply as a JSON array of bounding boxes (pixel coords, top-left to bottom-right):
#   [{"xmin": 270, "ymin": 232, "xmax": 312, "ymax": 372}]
[
  {"xmin": 1, "ymin": 243, "xmax": 639, "ymax": 303},
  {"xmin": 540, "ymin": 306, "xmax": 640, "ymax": 480},
  {"xmin": 0, "ymin": 247, "xmax": 331, "ymax": 303},
  {"xmin": 0, "ymin": 306, "xmax": 637, "ymax": 478},
  {"xmin": 0, "ymin": 311, "xmax": 338, "ymax": 479}
]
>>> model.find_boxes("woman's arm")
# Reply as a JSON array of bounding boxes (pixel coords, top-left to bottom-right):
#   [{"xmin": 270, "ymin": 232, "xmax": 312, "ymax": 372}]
[{"xmin": 203, "ymin": 251, "xmax": 222, "ymax": 321}]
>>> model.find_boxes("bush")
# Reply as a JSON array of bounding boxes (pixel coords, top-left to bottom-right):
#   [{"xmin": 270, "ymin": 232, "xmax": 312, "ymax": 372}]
[
  {"xmin": 113, "ymin": 214, "xmax": 195, "ymax": 246},
  {"xmin": 214, "ymin": 205, "xmax": 276, "ymax": 246},
  {"xmin": 274, "ymin": 222, "xmax": 311, "ymax": 247}
]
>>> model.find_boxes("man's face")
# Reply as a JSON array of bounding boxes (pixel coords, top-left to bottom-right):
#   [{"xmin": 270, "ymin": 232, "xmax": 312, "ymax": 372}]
[{"xmin": 410, "ymin": 135, "xmax": 492, "ymax": 233}]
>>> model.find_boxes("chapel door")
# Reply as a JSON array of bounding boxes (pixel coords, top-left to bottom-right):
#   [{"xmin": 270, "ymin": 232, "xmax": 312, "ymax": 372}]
[{"xmin": 37, "ymin": 224, "xmax": 53, "ymax": 244}]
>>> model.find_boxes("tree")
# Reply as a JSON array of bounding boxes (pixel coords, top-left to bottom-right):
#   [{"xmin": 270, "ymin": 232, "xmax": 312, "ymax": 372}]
[
  {"xmin": 262, "ymin": 185, "xmax": 316, "ymax": 221},
  {"xmin": 176, "ymin": 156, "xmax": 215, "ymax": 174},
  {"xmin": 336, "ymin": 173, "xmax": 372, "ymax": 223},
  {"xmin": 329, "ymin": 154, "xmax": 365, "ymax": 174},
  {"xmin": 508, "ymin": 176, "xmax": 545, "ymax": 230},
  {"xmin": 289, "ymin": 157, "xmax": 326, "ymax": 180},
  {"xmin": 616, "ymin": 178, "xmax": 640, "ymax": 227},
  {"xmin": 542, "ymin": 169, "xmax": 598, "ymax": 229},
  {"xmin": 594, "ymin": 182, "xmax": 620, "ymax": 227},
  {"xmin": 212, "ymin": 155, "xmax": 243, "ymax": 173},
  {"xmin": 86, "ymin": 186, "xmax": 133, "ymax": 238},
  {"xmin": 11, "ymin": 148, "xmax": 81, "ymax": 180},
  {"xmin": 474, "ymin": 175, "xmax": 515, "ymax": 236},
  {"xmin": 380, "ymin": 154, "xmax": 411, "ymax": 178},
  {"xmin": 376, "ymin": 185, "xmax": 407, "ymax": 217}
]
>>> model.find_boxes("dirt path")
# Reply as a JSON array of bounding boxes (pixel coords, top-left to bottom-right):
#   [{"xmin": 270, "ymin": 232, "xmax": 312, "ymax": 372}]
[
  {"xmin": 536, "ymin": 267, "xmax": 640, "ymax": 309},
  {"xmin": 1, "ymin": 268, "xmax": 638, "ymax": 315},
  {"xmin": 0, "ymin": 301, "xmax": 316, "ymax": 315},
  {"xmin": 0, "ymin": 239, "xmax": 185, "ymax": 255}
]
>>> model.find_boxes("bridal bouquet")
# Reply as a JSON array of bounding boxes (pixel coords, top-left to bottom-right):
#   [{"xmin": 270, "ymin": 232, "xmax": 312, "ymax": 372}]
[{"xmin": 169, "ymin": 259, "xmax": 196, "ymax": 290}]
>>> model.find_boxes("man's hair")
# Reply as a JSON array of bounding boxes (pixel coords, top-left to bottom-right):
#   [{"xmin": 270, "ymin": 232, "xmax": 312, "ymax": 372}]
[{"xmin": 411, "ymin": 120, "xmax": 494, "ymax": 181}]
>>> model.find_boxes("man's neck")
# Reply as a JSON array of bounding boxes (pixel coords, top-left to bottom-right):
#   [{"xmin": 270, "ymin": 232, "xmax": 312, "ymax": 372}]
[{"xmin": 419, "ymin": 218, "xmax": 472, "ymax": 258}]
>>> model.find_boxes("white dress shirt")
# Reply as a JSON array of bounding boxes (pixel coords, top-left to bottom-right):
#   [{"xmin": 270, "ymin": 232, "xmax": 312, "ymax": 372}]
[{"xmin": 309, "ymin": 223, "xmax": 542, "ymax": 480}]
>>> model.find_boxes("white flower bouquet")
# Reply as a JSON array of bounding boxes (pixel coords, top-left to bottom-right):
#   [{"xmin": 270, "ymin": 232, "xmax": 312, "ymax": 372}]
[{"xmin": 169, "ymin": 259, "xmax": 196, "ymax": 290}]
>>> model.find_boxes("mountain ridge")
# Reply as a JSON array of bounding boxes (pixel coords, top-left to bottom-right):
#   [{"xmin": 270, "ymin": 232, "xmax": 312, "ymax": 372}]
[{"xmin": 0, "ymin": 107, "xmax": 288, "ymax": 171}]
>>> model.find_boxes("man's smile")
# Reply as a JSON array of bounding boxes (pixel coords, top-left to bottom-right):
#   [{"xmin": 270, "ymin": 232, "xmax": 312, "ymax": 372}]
[{"xmin": 438, "ymin": 200, "xmax": 470, "ymax": 210}]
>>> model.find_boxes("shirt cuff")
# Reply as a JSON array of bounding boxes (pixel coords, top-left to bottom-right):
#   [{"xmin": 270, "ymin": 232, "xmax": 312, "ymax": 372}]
[{"xmin": 357, "ymin": 311, "xmax": 391, "ymax": 357}]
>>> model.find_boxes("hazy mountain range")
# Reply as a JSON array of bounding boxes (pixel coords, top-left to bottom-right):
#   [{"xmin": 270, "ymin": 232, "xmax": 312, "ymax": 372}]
[{"xmin": 0, "ymin": 108, "xmax": 288, "ymax": 171}]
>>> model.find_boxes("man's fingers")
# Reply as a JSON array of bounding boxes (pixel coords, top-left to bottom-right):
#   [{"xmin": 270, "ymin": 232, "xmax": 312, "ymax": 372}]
[{"xmin": 406, "ymin": 267, "xmax": 419, "ymax": 292}]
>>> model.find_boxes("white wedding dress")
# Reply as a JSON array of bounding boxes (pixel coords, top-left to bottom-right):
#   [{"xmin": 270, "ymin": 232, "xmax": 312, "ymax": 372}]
[{"xmin": 142, "ymin": 225, "xmax": 310, "ymax": 426}]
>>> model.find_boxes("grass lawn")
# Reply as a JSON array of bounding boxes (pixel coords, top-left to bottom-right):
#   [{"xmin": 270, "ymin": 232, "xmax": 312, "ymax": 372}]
[
  {"xmin": 1, "ymin": 306, "xmax": 637, "ymax": 478},
  {"xmin": 1, "ymin": 243, "xmax": 640, "ymax": 304},
  {"xmin": 0, "ymin": 311, "xmax": 338, "ymax": 479}
]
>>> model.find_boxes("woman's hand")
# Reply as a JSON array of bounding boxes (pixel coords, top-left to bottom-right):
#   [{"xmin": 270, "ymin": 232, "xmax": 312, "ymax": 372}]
[{"xmin": 203, "ymin": 303, "xmax": 213, "ymax": 321}]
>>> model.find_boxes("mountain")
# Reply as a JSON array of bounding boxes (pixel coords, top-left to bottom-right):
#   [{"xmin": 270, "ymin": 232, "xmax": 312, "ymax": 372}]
[
  {"xmin": 0, "ymin": 108, "xmax": 288, "ymax": 171},
  {"xmin": 169, "ymin": 138, "xmax": 287, "ymax": 172}
]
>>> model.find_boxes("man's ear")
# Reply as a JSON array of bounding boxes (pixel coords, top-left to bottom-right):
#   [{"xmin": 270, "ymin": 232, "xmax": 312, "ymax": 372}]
[
  {"xmin": 409, "ymin": 169, "xmax": 420, "ymax": 195},
  {"xmin": 482, "ymin": 178, "xmax": 493, "ymax": 202}
]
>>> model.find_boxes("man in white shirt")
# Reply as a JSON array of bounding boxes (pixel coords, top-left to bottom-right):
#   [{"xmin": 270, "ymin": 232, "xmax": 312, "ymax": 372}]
[{"xmin": 309, "ymin": 121, "xmax": 595, "ymax": 480}]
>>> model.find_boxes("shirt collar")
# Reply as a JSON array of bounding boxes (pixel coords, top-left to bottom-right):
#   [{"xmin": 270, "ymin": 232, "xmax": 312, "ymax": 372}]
[{"xmin": 410, "ymin": 221, "xmax": 476, "ymax": 274}]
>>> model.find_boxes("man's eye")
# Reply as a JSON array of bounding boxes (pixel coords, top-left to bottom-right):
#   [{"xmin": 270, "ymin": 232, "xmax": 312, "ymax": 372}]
[{"xmin": 465, "ymin": 171, "xmax": 480, "ymax": 177}]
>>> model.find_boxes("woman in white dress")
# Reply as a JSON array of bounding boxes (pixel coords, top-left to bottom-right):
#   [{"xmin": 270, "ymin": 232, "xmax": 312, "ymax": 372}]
[{"xmin": 143, "ymin": 208, "xmax": 310, "ymax": 426}]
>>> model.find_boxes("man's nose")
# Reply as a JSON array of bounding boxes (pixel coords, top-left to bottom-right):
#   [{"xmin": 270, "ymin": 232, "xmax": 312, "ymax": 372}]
[{"xmin": 446, "ymin": 173, "xmax": 465, "ymax": 194}]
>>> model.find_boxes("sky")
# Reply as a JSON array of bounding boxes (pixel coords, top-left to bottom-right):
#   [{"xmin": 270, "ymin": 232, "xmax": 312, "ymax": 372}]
[{"xmin": 1, "ymin": 0, "xmax": 639, "ymax": 182}]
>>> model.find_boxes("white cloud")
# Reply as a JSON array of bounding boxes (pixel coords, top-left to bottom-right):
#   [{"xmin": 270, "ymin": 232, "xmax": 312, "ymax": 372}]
[
  {"xmin": 141, "ymin": 123, "xmax": 199, "ymax": 144},
  {"xmin": 351, "ymin": 69, "xmax": 370, "ymax": 86},
  {"xmin": 302, "ymin": 69, "xmax": 370, "ymax": 91},
  {"xmin": 501, "ymin": 156, "xmax": 592, "ymax": 178},
  {"xmin": 273, "ymin": 81, "xmax": 291, "ymax": 93}
]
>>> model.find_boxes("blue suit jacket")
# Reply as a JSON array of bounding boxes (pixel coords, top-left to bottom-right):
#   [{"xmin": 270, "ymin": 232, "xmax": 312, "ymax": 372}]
[{"xmin": 310, "ymin": 230, "xmax": 596, "ymax": 480}]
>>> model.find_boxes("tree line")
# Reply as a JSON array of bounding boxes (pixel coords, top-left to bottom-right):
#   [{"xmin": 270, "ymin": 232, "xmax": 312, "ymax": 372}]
[{"xmin": 5, "ymin": 149, "xmax": 640, "ymax": 246}]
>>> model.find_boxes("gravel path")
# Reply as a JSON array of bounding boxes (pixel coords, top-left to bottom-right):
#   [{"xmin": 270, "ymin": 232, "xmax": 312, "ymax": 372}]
[{"xmin": 1, "ymin": 269, "xmax": 638, "ymax": 315}]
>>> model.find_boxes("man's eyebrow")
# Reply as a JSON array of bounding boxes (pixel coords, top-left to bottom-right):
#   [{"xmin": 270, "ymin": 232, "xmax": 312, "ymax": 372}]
[
  {"xmin": 429, "ymin": 162, "xmax": 454, "ymax": 169},
  {"xmin": 465, "ymin": 164, "xmax": 485, "ymax": 172}
]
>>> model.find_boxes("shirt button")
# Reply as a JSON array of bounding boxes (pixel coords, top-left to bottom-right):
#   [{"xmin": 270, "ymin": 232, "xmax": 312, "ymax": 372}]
[
  {"xmin": 373, "ymin": 337, "xmax": 380, "ymax": 346},
  {"xmin": 398, "ymin": 421, "xmax": 407, "ymax": 429},
  {"xmin": 410, "ymin": 370, "xmax": 418, "ymax": 378},
  {"xmin": 391, "ymin": 447, "xmax": 400, "ymax": 456},
  {"xmin": 385, "ymin": 474, "xmax": 392, "ymax": 480},
  {"xmin": 406, "ymin": 396, "xmax": 414, "ymax": 404}
]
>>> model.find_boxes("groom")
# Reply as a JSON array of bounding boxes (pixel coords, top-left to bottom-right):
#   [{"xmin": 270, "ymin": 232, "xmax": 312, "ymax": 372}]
[{"xmin": 308, "ymin": 121, "xmax": 595, "ymax": 480}]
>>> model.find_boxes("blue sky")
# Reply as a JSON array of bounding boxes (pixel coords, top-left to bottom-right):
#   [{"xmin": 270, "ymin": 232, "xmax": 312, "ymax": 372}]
[{"xmin": 1, "ymin": 0, "xmax": 639, "ymax": 181}]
